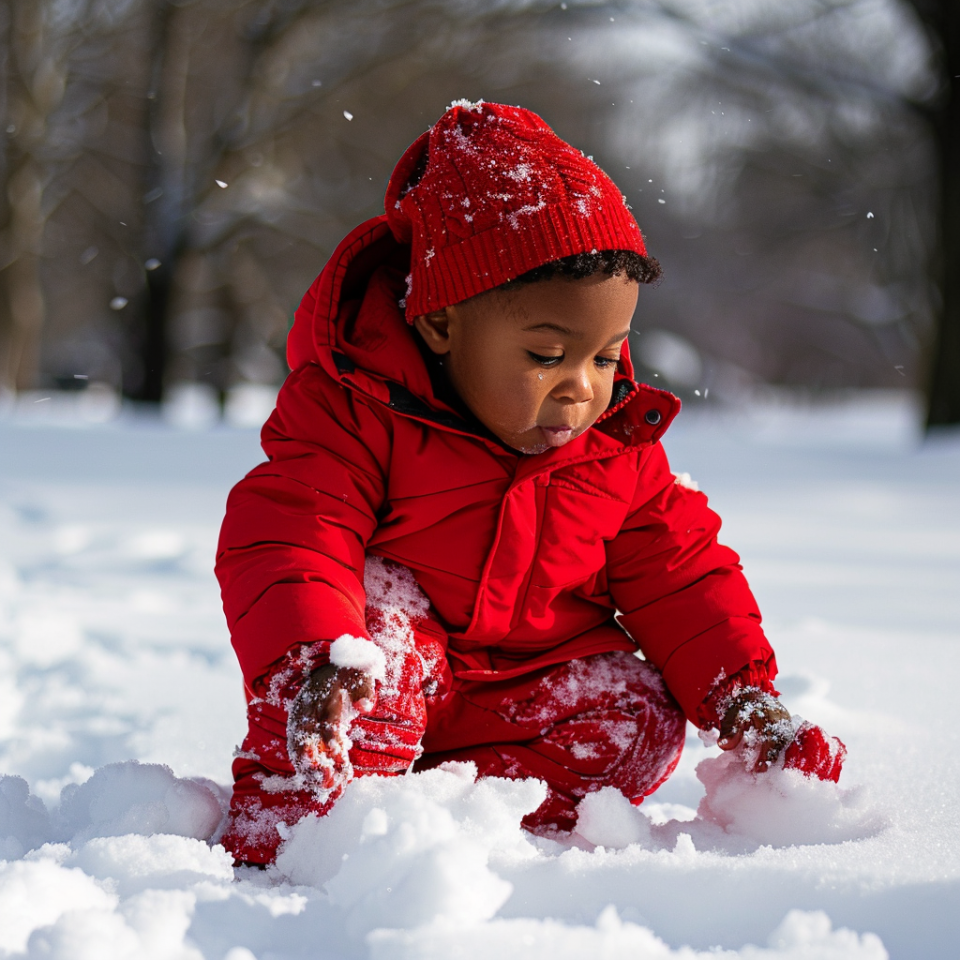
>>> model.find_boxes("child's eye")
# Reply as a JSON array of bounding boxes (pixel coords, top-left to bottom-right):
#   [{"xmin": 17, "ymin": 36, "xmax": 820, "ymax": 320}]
[
  {"xmin": 594, "ymin": 356, "xmax": 619, "ymax": 370},
  {"xmin": 528, "ymin": 352, "xmax": 563, "ymax": 367}
]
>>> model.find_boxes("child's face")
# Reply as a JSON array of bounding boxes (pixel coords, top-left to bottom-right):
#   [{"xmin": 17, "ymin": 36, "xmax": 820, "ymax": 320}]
[{"xmin": 414, "ymin": 273, "xmax": 639, "ymax": 454}]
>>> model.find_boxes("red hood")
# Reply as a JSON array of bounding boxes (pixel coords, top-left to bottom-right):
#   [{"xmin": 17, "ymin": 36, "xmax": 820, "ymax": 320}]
[{"xmin": 287, "ymin": 215, "xmax": 679, "ymax": 446}]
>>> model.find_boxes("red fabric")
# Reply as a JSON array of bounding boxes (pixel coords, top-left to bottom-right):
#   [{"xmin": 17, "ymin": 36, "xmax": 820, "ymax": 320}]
[
  {"xmin": 783, "ymin": 723, "xmax": 846, "ymax": 783},
  {"xmin": 384, "ymin": 101, "xmax": 652, "ymax": 320},
  {"xmin": 221, "ymin": 650, "xmax": 685, "ymax": 864},
  {"xmin": 419, "ymin": 651, "xmax": 686, "ymax": 833},
  {"xmin": 216, "ymin": 217, "xmax": 774, "ymax": 724}
]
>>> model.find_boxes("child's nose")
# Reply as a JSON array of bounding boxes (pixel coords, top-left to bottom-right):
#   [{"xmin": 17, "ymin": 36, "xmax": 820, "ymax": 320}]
[{"xmin": 553, "ymin": 366, "xmax": 595, "ymax": 404}]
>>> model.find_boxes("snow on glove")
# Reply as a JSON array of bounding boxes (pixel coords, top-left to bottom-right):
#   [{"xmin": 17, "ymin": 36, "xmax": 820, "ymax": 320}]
[
  {"xmin": 286, "ymin": 637, "xmax": 384, "ymax": 803},
  {"xmin": 718, "ymin": 688, "xmax": 794, "ymax": 773},
  {"xmin": 782, "ymin": 721, "xmax": 846, "ymax": 783}
]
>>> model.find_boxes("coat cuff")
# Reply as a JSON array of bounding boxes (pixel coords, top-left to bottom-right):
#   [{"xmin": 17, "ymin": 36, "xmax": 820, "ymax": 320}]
[
  {"xmin": 695, "ymin": 658, "xmax": 780, "ymax": 730},
  {"xmin": 231, "ymin": 581, "xmax": 369, "ymax": 688},
  {"xmin": 249, "ymin": 640, "xmax": 332, "ymax": 708},
  {"xmin": 659, "ymin": 616, "xmax": 777, "ymax": 724}
]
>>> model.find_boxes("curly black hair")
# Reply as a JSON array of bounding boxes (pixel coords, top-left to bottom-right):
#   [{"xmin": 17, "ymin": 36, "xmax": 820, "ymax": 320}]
[{"xmin": 498, "ymin": 249, "xmax": 662, "ymax": 291}]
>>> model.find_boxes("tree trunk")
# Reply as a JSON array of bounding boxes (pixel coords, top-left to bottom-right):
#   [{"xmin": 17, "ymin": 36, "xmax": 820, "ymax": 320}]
[
  {"xmin": 919, "ymin": 0, "xmax": 960, "ymax": 427},
  {"xmin": 0, "ymin": 1, "xmax": 62, "ymax": 393},
  {"xmin": 134, "ymin": 0, "xmax": 189, "ymax": 403}
]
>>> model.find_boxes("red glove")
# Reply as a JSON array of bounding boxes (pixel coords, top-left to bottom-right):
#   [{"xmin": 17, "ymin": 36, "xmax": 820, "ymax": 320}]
[
  {"xmin": 287, "ymin": 663, "xmax": 377, "ymax": 797},
  {"xmin": 782, "ymin": 721, "xmax": 846, "ymax": 783},
  {"xmin": 701, "ymin": 664, "xmax": 846, "ymax": 784},
  {"xmin": 282, "ymin": 558, "xmax": 449, "ymax": 786}
]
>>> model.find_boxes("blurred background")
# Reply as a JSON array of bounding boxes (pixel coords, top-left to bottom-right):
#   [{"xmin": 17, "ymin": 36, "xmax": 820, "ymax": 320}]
[{"xmin": 0, "ymin": 0, "xmax": 956, "ymax": 428}]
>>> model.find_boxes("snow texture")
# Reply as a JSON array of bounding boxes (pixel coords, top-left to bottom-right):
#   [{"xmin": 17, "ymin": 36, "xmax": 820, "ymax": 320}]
[
  {"xmin": 329, "ymin": 636, "xmax": 387, "ymax": 682},
  {"xmin": 0, "ymin": 392, "xmax": 958, "ymax": 958}
]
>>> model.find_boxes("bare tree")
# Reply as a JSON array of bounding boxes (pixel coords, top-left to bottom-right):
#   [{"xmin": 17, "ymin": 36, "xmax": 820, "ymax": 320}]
[
  {"xmin": 0, "ymin": 0, "xmax": 944, "ymax": 414},
  {"xmin": 562, "ymin": 0, "xmax": 938, "ymax": 397},
  {"xmin": 903, "ymin": 0, "xmax": 960, "ymax": 427},
  {"xmin": 0, "ymin": 0, "xmax": 150, "ymax": 396},
  {"xmin": 0, "ymin": 0, "xmax": 69, "ymax": 393}
]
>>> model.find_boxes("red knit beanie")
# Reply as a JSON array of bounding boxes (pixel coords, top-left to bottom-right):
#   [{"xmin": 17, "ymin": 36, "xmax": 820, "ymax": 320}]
[{"xmin": 385, "ymin": 100, "xmax": 652, "ymax": 321}]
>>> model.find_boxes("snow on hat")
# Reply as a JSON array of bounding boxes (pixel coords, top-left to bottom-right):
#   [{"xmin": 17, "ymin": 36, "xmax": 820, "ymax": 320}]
[{"xmin": 385, "ymin": 99, "xmax": 652, "ymax": 321}]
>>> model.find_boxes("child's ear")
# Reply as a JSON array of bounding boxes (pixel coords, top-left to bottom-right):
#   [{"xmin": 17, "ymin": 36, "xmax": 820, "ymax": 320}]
[{"xmin": 412, "ymin": 310, "xmax": 452, "ymax": 355}]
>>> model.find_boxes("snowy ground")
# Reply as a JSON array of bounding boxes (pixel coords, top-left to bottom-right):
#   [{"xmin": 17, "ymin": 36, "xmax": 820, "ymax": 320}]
[{"xmin": 0, "ymin": 391, "xmax": 958, "ymax": 959}]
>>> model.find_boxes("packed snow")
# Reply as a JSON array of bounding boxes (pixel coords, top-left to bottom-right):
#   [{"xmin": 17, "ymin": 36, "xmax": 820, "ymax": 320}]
[
  {"xmin": 0, "ymin": 391, "xmax": 958, "ymax": 959},
  {"xmin": 328, "ymin": 637, "xmax": 387, "ymax": 682}
]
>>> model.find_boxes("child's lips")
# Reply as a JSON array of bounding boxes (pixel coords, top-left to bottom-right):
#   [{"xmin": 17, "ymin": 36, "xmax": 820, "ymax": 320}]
[{"xmin": 539, "ymin": 425, "xmax": 577, "ymax": 447}]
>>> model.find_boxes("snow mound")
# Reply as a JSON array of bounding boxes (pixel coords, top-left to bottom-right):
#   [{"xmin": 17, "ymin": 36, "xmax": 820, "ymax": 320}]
[
  {"xmin": 0, "ymin": 757, "xmax": 894, "ymax": 959},
  {"xmin": 57, "ymin": 761, "xmax": 225, "ymax": 846},
  {"xmin": 69, "ymin": 832, "xmax": 234, "ymax": 896},
  {"xmin": 17, "ymin": 886, "xmax": 204, "ymax": 960},
  {"xmin": 370, "ymin": 906, "xmax": 887, "ymax": 960},
  {"xmin": 0, "ymin": 857, "xmax": 117, "ymax": 955},
  {"xmin": 274, "ymin": 762, "xmax": 544, "ymax": 937},
  {"xmin": 0, "ymin": 775, "xmax": 51, "ymax": 860}
]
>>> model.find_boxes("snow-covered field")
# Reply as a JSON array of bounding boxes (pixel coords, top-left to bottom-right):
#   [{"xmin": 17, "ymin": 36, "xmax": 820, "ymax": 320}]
[{"xmin": 1, "ymin": 392, "xmax": 958, "ymax": 960}]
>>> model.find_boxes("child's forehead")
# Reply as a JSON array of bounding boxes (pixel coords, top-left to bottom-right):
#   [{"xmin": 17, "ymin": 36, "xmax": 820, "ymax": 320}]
[{"xmin": 459, "ymin": 274, "xmax": 638, "ymax": 331}]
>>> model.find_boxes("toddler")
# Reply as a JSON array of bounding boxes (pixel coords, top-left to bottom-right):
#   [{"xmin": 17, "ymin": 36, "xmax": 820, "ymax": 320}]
[{"xmin": 215, "ymin": 101, "xmax": 845, "ymax": 866}]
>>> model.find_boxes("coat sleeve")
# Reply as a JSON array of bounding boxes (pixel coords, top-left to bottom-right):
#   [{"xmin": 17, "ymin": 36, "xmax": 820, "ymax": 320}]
[
  {"xmin": 216, "ymin": 363, "xmax": 390, "ymax": 689},
  {"xmin": 606, "ymin": 441, "xmax": 776, "ymax": 724}
]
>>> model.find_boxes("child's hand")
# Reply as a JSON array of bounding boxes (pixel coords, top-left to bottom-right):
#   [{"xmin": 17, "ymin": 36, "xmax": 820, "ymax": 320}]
[
  {"xmin": 717, "ymin": 689, "xmax": 793, "ymax": 773},
  {"xmin": 287, "ymin": 664, "xmax": 377, "ymax": 791}
]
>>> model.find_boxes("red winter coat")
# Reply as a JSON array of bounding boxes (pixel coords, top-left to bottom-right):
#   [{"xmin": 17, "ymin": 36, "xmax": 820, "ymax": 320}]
[{"xmin": 215, "ymin": 216, "xmax": 776, "ymax": 724}]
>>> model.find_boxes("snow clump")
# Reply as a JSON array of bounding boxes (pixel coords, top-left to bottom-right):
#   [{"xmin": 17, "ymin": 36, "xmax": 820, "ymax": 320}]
[
  {"xmin": 329, "ymin": 634, "xmax": 387, "ymax": 681},
  {"xmin": 574, "ymin": 751, "xmax": 884, "ymax": 854},
  {"xmin": 691, "ymin": 750, "xmax": 886, "ymax": 850}
]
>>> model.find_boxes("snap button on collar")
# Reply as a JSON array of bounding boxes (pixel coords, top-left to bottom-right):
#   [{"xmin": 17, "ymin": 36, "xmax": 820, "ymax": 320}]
[{"xmin": 644, "ymin": 409, "xmax": 662, "ymax": 425}]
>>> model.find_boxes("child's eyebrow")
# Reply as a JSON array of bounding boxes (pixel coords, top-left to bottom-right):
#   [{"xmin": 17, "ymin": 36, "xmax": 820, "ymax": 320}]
[
  {"xmin": 523, "ymin": 322, "xmax": 631, "ymax": 347},
  {"xmin": 523, "ymin": 322, "xmax": 581, "ymax": 337}
]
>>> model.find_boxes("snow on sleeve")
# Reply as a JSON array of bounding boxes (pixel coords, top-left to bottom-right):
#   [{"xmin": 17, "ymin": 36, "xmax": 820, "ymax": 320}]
[
  {"xmin": 329, "ymin": 634, "xmax": 387, "ymax": 682},
  {"xmin": 363, "ymin": 555, "xmax": 435, "ymax": 699},
  {"xmin": 447, "ymin": 98, "xmax": 485, "ymax": 112}
]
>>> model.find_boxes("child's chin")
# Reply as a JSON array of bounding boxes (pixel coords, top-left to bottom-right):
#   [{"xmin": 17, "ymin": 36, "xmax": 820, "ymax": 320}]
[
  {"xmin": 513, "ymin": 428, "xmax": 578, "ymax": 455},
  {"xmin": 516, "ymin": 443, "xmax": 551, "ymax": 455}
]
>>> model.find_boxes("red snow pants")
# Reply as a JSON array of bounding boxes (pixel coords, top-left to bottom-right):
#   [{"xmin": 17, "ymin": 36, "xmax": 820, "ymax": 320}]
[{"xmin": 221, "ymin": 650, "xmax": 686, "ymax": 865}]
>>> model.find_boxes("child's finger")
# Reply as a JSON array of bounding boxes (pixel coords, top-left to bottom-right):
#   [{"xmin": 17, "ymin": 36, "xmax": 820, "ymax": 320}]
[
  {"xmin": 751, "ymin": 734, "xmax": 787, "ymax": 773},
  {"xmin": 717, "ymin": 727, "xmax": 743, "ymax": 750},
  {"xmin": 345, "ymin": 673, "xmax": 378, "ymax": 714}
]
